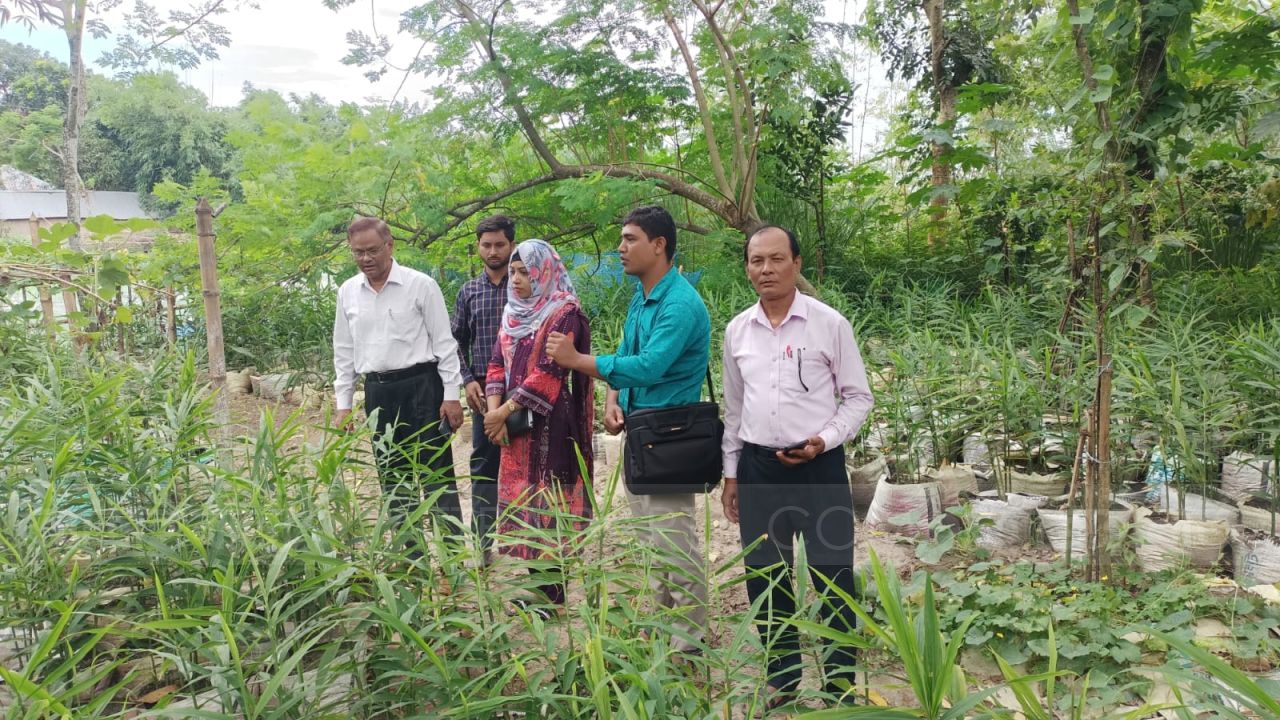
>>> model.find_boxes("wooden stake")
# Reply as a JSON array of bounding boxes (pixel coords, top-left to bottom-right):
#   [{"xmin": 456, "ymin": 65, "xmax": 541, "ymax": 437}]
[
  {"xmin": 195, "ymin": 198, "xmax": 226, "ymax": 383},
  {"xmin": 196, "ymin": 198, "xmax": 230, "ymax": 451},
  {"xmin": 27, "ymin": 214, "xmax": 56, "ymax": 337},
  {"xmin": 166, "ymin": 286, "xmax": 177, "ymax": 347},
  {"xmin": 1063, "ymin": 415, "xmax": 1089, "ymax": 567},
  {"xmin": 60, "ymin": 272, "xmax": 80, "ymax": 338}
]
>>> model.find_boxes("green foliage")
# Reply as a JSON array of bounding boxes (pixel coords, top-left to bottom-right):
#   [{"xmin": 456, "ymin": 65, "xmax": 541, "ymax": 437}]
[{"xmin": 929, "ymin": 559, "xmax": 1280, "ymax": 692}]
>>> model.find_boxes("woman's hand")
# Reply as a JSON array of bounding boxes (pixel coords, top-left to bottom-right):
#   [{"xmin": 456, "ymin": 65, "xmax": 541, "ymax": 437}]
[
  {"xmin": 483, "ymin": 405, "xmax": 510, "ymax": 443},
  {"xmin": 489, "ymin": 423, "xmax": 509, "ymax": 446}
]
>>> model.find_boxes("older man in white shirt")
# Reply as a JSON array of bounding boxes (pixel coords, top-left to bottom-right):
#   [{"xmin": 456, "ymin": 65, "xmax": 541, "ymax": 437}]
[{"xmin": 334, "ymin": 216, "xmax": 466, "ymax": 557}]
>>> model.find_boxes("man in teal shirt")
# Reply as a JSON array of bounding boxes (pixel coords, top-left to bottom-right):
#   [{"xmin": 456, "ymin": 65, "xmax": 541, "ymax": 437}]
[{"xmin": 546, "ymin": 205, "xmax": 711, "ymax": 654}]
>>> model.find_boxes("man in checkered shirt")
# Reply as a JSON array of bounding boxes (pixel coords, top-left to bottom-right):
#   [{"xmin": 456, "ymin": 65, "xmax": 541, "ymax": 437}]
[{"xmin": 451, "ymin": 215, "xmax": 516, "ymax": 565}]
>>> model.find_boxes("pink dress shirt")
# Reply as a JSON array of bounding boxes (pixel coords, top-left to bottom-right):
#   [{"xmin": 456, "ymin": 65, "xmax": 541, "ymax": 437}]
[{"xmin": 720, "ymin": 292, "xmax": 874, "ymax": 475}]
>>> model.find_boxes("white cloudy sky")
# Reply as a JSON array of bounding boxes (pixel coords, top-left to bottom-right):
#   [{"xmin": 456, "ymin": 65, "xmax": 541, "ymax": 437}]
[
  {"xmin": 1, "ymin": 0, "xmax": 892, "ymax": 150},
  {"xmin": 1, "ymin": 1, "xmax": 434, "ymax": 105}
]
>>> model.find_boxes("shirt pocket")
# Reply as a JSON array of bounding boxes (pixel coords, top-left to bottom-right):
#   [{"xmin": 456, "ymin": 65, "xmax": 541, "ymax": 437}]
[
  {"xmin": 386, "ymin": 307, "xmax": 416, "ymax": 346},
  {"xmin": 783, "ymin": 349, "xmax": 828, "ymax": 393}
]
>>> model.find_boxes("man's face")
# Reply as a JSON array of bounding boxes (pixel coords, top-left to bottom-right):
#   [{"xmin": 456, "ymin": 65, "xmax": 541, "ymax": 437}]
[
  {"xmin": 478, "ymin": 230, "xmax": 513, "ymax": 272},
  {"xmin": 745, "ymin": 228, "xmax": 800, "ymax": 302},
  {"xmin": 349, "ymin": 229, "xmax": 393, "ymax": 281},
  {"xmin": 617, "ymin": 223, "xmax": 664, "ymax": 277}
]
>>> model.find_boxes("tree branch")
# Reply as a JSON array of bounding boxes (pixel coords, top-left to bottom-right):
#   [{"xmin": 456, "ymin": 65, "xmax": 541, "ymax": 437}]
[
  {"xmin": 454, "ymin": 0, "xmax": 563, "ymax": 172},
  {"xmin": 664, "ymin": 9, "xmax": 734, "ymax": 200},
  {"xmin": 137, "ymin": 0, "xmax": 228, "ymax": 57},
  {"xmin": 691, "ymin": 0, "xmax": 754, "ymax": 191}
]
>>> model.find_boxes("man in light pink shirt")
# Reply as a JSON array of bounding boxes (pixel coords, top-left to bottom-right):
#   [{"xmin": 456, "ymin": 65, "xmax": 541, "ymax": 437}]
[{"xmin": 720, "ymin": 225, "xmax": 873, "ymax": 709}]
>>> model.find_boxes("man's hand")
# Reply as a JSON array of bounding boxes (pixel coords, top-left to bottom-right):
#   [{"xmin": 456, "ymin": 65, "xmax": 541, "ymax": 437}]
[
  {"xmin": 440, "ymin": 400, "xmax": 464, "ymax": 433},
  {"xmin": 545, "ymin": 331, "xmax": 579, "ymax": 368},
  {"xmin": 721, "ymin": 478, "xmax": 740, "ymax": 524},
  {"xmin": 465, "ymin": 381, "xmax": 485, "ymax": 415},
  {"xmin": 334, "ymin": 408, "xmax": 354, "ymax": 432},
  {"xmin": 483, "ymin": 405, "xmax": 510, "ymax": 443},
  {"xmin": 777, "ymin": 436, "xmax": 825, "ymax": 467},
  {"xmin": 603, "ymin": 403, "xmax": 625, "ymax": 435}
]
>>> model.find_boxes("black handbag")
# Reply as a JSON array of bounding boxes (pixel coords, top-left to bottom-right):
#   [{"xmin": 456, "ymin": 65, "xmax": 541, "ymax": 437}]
[
  {"xmin": 504, "ymin": 395, "xmax": 534, "ymax": 437},
  {"xmin": 623, "ymin": 368, "xmax": 723, "ymax": 495}
]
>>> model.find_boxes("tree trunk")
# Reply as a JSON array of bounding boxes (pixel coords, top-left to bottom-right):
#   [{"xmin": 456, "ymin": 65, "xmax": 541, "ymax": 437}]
[
  {"xmin": 62, "ymin": 1, "xmax": 88, "ymax": 252},
  {"xmin": 925, "ymin": 0, "xmax": 954, "ymax": 246}
]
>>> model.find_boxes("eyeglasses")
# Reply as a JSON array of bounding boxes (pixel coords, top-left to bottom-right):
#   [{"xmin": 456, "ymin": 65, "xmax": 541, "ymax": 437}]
[{"xmin": 350, "ymin": 243, "xmax": 387, "ymax": 260}]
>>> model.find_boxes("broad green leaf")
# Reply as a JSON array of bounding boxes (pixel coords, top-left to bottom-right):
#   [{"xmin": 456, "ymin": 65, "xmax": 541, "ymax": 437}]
[{"xmin": 83, "ymin": 214, "xmax": 124, "ymax": 237}]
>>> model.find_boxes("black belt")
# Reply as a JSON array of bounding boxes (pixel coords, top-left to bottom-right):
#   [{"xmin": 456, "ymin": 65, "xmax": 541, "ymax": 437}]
[
  {"xmin": 745, "ymin": 441, "xmax": 803, "ymax": 458},
  {"xmin": 364, "ymin": 361, "xmax": 436, "ymax": 384}
]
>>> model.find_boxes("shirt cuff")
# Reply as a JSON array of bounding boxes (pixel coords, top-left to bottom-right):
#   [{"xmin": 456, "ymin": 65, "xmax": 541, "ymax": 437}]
[
  {"xmin": 336, "ymin": 389, "xmax": 354, "ymax": 411},
  {"xmin": 818, "ymin": 427, "xmax": 843, "ymax": 455},
  {"xmin": 723, "ymin": 449, "xmax": 741, "ymax": 478},
  {"xmin": 596, "ymin": 354, "xmax": 616, "ymax": 383},
  {"xmin": 460, "ymin": 366, "xmax": 476, "ymax": 385}
]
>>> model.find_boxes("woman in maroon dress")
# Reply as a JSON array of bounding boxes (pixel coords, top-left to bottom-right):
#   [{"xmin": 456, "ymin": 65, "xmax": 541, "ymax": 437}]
[{"xmin": 482, "ymin": 239, "xmax": 593, "ymax": 608}]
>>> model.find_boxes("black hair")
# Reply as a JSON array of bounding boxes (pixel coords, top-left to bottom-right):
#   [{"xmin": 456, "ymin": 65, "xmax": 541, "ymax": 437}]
[
  {"xmin": 622, "ymin": 205, "xmax": 677, "ymax": 261},
  {"xmin": 510, "ymin": 249, "xmax": 522, "ymax": 264},
  {"xmin": 476, "ymin": 215, "xmax": 516, "ymax": 243},
  {"xmin": 744, "ymin": 224, "xmax": 800, "ymax": 262}
]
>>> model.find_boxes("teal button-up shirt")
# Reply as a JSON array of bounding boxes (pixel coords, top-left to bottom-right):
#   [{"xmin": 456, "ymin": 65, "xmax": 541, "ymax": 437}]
[{"xmin": 597, "ymin": 266, "xmax": 711, "ymax": 414}]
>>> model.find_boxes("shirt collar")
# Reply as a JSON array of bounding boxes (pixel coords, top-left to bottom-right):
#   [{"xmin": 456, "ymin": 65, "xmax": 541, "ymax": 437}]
[
  {"xmin": 751, "ymin": 290, "xmax": 808, "ymax": 328},
  {"xmin": 361, "ymin": 260, "xmax": 406, "ymax": 290},
  {"xmin": 642, "ymin": 266, "xmax": 680, "ymax": 304}
]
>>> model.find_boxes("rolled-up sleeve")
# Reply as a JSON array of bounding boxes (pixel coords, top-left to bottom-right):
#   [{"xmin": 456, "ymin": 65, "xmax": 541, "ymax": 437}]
[
  {"xmin": 818, "ymin": 320, "xmax": 874, "ymax": 451},
  {"xmin": 598, "ymin": 302, "xmax": 693, "ymax": 389}
]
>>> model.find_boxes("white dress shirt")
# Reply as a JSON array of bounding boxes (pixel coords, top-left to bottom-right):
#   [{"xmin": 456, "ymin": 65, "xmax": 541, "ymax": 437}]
[
  {"xmin": 333, "ymin": 261, "xmax": 463, "ymax": 410},
  {"xmin": 721, "ymin": 292, "xmax": 874, "ymax": 473}
]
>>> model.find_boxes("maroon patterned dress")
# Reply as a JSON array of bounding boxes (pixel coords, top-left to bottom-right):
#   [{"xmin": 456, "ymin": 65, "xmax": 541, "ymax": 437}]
[{"xmin": 485, "ymin": 303, "xmax": 594, "ymax": 560}]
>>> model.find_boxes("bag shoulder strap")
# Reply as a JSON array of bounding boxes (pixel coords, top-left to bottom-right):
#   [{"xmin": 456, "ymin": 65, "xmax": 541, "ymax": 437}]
[{"xmin": 704, "ymin": 364, "xmax": 716, "ymax": 404}]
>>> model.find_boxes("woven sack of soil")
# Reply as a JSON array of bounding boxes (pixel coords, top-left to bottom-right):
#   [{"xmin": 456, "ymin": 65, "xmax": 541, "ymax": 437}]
[
  {"xmin": 1219, "ymin": 451, "xmax": 1272, "ymax": 503},
  {"xmin": 994, "ymin": 457, "xmax": 1067, "ymax": 497},
  {"xmin": 1229, "ymin": 527, "xmax": 1280, "ymax": 586},
  {"xmin": 963, "ymin": 434, "xmax": 992, "ymax": 471},
  {"xmin": 1238, "ymin": 498, "xmax": 1279, "ymax": 534},
  {"xmin": 1037, "ymin": 502, "xmax": 1132, "ymax": 557},
  {"xmin": 971, "ymin": 497, "xmax": 1040, "ymax": 549},
  {"xmin": 1132, "ymin": 507, "xmax": 1228, "ymax": 572},
  {"xmin": 865, "ymin": 478, "xmax": 943, "ymax": 538},
  {"xmin": 926, "ymin": 464, "xmax": 979, "ymax": 510},
  {"xmin": 227, "ymin": 368, "xmax": 253, "ymax": 394},
  {"xmin": 848, "ymin": 455, "xmax": 888, "ymax": 516},
  {"xmin": 1157, "ymin": 487, "xmax": 1240, "ymax": 525}
]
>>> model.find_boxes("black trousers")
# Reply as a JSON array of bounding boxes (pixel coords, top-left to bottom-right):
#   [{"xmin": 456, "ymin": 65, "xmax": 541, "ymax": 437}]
[
  {"xmin": 364, "ymin": 364, "xmax": 462, "ymax": 554},
  {"xmin": 469, "ymin": 410, "xmax": 501, "ymax": 554},
  {"xmin": 738, "ymin": 443, "xmax": 859, "ymax": 695}
]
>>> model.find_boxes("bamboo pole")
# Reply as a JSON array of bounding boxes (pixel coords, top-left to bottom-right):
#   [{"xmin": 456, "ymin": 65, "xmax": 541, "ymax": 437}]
[
  {"xmin": 27, "ymin": 214, "xmax": 56, "ymax": 337},
  {"xmin": 59, "ymin": 272, "xmax": 80, "ymax": 341},
  {"xmin": 166, "ymin": 286, "xmax": 177, "ymax": 347},
  {"xmin": 196, "ymin": 198, "xmax": 230, "ymax": 449},
  {"xmin": 195, "ymin": 198, "xmax": 226, "ymax": 383},
  {"xmin": 1063, "ymin": 416, "xmax": 1089, "ymax": 567}
]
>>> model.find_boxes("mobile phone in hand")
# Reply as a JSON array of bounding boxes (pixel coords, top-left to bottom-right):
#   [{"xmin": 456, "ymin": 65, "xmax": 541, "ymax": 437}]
[{"xmin": 781, "ymin": 440, "xmax": 808, "ymax": 454}]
